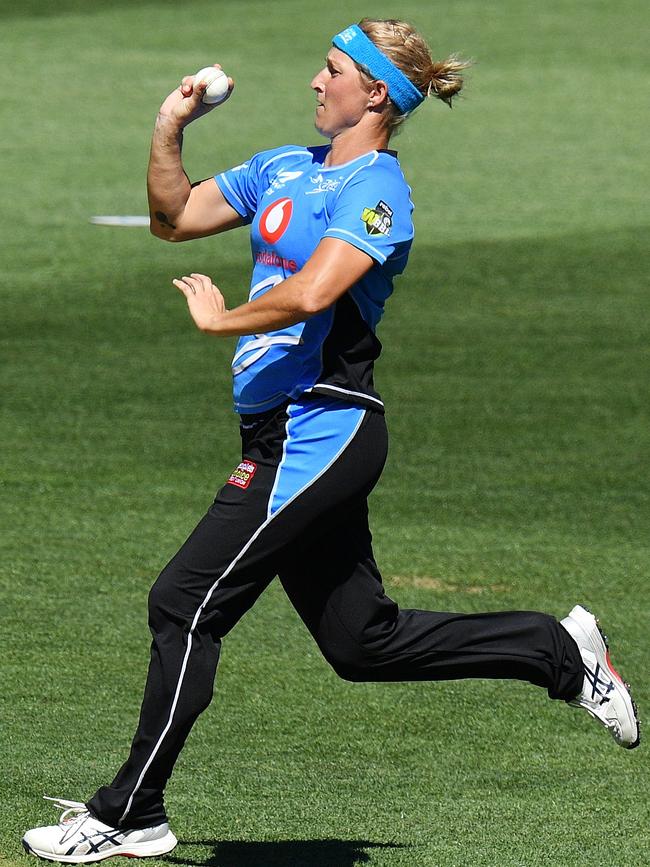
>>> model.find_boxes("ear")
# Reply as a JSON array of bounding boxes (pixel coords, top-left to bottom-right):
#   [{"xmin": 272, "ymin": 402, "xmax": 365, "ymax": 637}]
[{"xmin": 367, "ymin": 79, "xmax": 389, "ymax": 108}]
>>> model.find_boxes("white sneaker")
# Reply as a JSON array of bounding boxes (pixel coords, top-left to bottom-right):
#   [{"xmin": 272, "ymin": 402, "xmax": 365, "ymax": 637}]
[
  {"xmin": 22, "ymin": 798, "xmax": 178, "ymax": 863},
  {"xmin": 561, "ymin": 605, "xmax": 640, "ymax": 749}
]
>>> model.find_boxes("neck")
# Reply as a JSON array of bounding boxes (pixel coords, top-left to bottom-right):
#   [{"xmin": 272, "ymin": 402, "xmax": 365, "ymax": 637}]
[{"xmin": 324, "ymin": 125, "xmax": 390, "ymax": 167}]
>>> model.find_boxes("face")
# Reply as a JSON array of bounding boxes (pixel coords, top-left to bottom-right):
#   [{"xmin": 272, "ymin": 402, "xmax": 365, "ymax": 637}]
[{"xmin": 311, "ymin": 47, "xmax": 372, "ymax": 139}]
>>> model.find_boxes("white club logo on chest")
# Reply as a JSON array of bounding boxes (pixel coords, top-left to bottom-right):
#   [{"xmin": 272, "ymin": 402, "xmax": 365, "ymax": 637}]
[
  {"xmin": 306, "ymin": 173, "xmax": 343, "ymax": 194},
  {"xmin": 265, "ymin": 170, "xmax": 303, "ymax": 195}
]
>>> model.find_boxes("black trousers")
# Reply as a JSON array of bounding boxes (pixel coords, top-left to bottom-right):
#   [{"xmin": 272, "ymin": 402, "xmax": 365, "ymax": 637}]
[{"xmin": 88, "ymin": 397, "xmax": 583, "ymax": 829}]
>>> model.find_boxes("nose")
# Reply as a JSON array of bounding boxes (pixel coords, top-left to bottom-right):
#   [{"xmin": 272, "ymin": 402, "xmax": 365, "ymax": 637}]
[{"xmin": 311, "ymin": 67, "xmax": 327, "ymax": 93}]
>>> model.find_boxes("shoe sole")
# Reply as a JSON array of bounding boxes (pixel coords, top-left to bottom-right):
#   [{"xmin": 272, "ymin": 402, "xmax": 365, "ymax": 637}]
[
  {"xmin": 571, "ymin": 605, "xmax": 640, "ymax": 750},
  {"xmin": 22, "ymin": 831, "xmax": 178, "ymax": 863}
]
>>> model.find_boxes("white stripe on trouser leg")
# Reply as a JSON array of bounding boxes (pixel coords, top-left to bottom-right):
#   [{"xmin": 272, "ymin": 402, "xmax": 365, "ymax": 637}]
[{"xmin": 118, "ymin": 409, "xmax": 366, "ymax": 824}]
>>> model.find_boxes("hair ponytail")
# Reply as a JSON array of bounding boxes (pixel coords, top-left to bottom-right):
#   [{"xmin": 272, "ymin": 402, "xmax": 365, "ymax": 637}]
[
  {"xmin": 427, "ymin": 56, "xmax": 468, "ymax": 107},
  {"xmin": 358, "ymin": 18, "xmax": 471, "ymax": 130}
]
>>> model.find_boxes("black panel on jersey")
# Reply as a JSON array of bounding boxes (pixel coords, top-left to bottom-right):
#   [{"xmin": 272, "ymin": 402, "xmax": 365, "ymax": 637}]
[{"xmin": 310, "ymin": 292, "xmax": 385, "ymax": 412}]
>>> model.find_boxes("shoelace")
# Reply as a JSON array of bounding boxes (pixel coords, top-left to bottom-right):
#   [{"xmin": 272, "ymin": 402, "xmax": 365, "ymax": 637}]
[
  {"xmin": 44, "ymin": 796, "xmax": 90, "ymax": 827},
  {"xmin": 583, "ymin": 662, "xmax": 614, "ymax": 705}
]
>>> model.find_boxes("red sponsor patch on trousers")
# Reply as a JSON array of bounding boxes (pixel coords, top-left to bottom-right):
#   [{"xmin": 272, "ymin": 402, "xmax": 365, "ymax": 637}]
[{"xmin": 227, "ymin": 460, "xmax": 257, "ymax": 489}]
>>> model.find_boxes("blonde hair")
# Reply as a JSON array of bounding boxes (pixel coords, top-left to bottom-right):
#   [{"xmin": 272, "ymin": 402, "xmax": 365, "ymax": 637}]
[{"xmin": 358, "ymin": 18, "xmax": 470, "ymax": 132}]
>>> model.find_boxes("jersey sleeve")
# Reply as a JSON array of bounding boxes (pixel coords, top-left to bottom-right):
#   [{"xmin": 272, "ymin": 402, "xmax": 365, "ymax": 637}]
[
  {"xmin": 214, "ymin": 154, "xmax": 262, "ymax": 224},
  {"xmin": 323, "ymin": 162, "xmax": 414, "ymax": 264}
]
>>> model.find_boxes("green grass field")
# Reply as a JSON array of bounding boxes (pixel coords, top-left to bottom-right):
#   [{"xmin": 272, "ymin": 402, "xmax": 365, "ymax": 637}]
[{"xmin": 2, "ymin": 1, "xmax": 649, "ymax": 865}]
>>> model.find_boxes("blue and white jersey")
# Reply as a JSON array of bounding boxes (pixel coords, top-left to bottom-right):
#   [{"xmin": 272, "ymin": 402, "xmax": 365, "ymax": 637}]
[{"xmin": 215, "ymin": 144, "xmax": 414, "ymax": 415}]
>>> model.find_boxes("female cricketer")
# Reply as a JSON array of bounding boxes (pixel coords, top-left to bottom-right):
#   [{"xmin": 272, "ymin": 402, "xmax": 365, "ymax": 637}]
[{"xmin": 23, "ymin": 18, "xmax": 639, "ymax": 863}]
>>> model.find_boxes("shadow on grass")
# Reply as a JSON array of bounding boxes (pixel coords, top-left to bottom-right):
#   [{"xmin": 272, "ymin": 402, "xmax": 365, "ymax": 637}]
[{"xmin": 167, "ymin": 838, "xmax": 408, "ymax": 866}]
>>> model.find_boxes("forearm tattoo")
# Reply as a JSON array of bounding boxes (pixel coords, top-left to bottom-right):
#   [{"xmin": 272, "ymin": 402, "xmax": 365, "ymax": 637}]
[{"xmin": 155, "ymin": 211, "xmax": 177, "ymax": 230}]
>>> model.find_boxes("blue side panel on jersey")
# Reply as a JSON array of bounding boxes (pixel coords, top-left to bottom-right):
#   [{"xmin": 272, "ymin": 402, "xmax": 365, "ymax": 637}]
[{"xmin": 268, "ymin": 398, "xmax": 365, "ymax": 517}]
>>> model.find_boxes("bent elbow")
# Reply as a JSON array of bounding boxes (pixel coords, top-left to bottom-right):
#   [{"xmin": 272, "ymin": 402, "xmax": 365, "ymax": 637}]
[
  {"xmin": 299, "ymin": 299, "xmax": 324, "ymax": 317},
  {"xmin": 149, "ymin": 222, "xmax": 174, "ymax": 242},
  {"xmin": 299, "ymin": 287, "xmax": 335, "ymax": 317},
  {"xmin": 150, "ymin": 227, "xmax": 185, "ymax": 243},
  {"xmin": 149, "ymin": 211, "xmax": 185, "ymax": 242}
]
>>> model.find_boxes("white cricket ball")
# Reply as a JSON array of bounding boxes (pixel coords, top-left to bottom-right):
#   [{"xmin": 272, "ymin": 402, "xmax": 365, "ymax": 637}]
[{"xmin": 194, "ymin": 67, "xmax": 229, "ymax": 105}]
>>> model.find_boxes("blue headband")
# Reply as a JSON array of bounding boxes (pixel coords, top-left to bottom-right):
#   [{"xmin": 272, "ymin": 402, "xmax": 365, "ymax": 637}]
[{"xmin": 332, "ymin": 24, "xmax": 425, "ymax": 115}]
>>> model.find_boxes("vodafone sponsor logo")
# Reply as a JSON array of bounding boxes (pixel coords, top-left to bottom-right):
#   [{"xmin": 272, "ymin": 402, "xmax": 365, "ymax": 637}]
[
  {"xmin": 259, "ymin": 197, "xmax": 293, "ymax": 244},
  {"xmin": 255, "ymin": 249, "xmax": 298, "ymax": 273}
]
